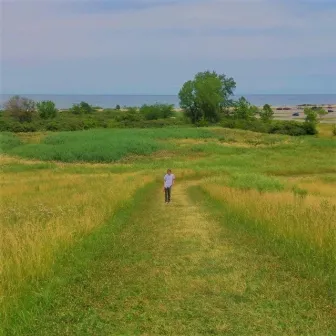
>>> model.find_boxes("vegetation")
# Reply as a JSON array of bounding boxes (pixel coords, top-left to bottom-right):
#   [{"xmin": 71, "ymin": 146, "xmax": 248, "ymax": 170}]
[
  {"xmin": 304, "ymin": 106, "xmax": 328, "ymax": 124},
  {"xmin": 0, "ymin": 85, "xmax": 326, "ymax": 137},
  {"xmin": 178, "ymin": 70, "xmax": 236, "ymax": 124},
  {"xmin": 231, "ymin": 96, "xmax": 259, "ymax": 120},
  {"xmin": 1, "ymin": 70, "xmax": 334, "ymax": 334},
  {"xmin": 220, "ymin": 118, "xmax": 317, "ymax": 135},
  {"xmin": 260, "ymin": 103, "xmax": 274, "ymax": 122},
  {"xmin": 70, "ymin": 101, "xmax": 95, "ymax": 115},
  {"xmin": 36, "ymin": 100, "xmax": 58, "ymax": 119},
  {"xmin": 139, "ymin": 103, "xmax": 174, "ymax": 120},
  {"xmin": 4, "ymin": 95, "xmax": 36, "ymax": 122},
  {"xmin": 0, "ymin": 125, "xmax": 335, "ymax": 334}
]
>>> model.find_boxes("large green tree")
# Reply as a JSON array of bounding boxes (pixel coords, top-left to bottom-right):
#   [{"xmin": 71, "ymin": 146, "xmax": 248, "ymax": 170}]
[{"xmin": 178, "ymin": 71, "xmax": 236, "ymax": 123}]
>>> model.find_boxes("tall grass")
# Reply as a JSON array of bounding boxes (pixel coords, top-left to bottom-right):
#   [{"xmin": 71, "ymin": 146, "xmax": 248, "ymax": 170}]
[
  {"xmin": 0, "ymin": 132, "xmax": 22, "ymax": 151},
  {"xmin": 1, "ymin": 126, "xmax": 336, "ymax": 323},
  {"xmin": 0, "ymin": 165, "xmax": 153, "ymax": 317},
  {"xmin": 201, "ymin": 183, "xmax": 336, "ymax": 292},
  {"xmin": 3, "ymin": 128, "xmax": 217, "ymax": 163}
]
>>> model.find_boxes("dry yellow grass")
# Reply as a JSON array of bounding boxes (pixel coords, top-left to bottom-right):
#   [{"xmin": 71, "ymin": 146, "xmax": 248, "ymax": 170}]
[
  {"xmin": 203, "ymin": 184, "xmax": 336, "ymax": 256},
  {"xmin": 15, "ymin": 132, "xmax": 49, "ymax": 144},
  {"xmin": 317, "ymin": 123, "xmax": 336, "ymax": 138},
  {"xmin": 284, "ymin": 175, "xmax": 336, "ymax": 198},
  {"xmin": 0, "ymin": 167, "xmax": 152, "ymax": 312}
]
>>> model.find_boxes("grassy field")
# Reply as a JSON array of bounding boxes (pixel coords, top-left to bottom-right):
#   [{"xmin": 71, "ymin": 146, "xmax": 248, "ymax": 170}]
[{"xmin": 0, "ymin": 125, "xmax": 335, "ymax": 335}]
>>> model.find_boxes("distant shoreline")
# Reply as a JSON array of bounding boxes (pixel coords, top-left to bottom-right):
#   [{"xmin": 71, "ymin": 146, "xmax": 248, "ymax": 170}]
[
  {"xmin": 58, "ymin": 104, "xmax": 336, "ymax": 112},
  {"xmin": 1, "ymin": 94, "xmax": 336, "ymax": 110}
]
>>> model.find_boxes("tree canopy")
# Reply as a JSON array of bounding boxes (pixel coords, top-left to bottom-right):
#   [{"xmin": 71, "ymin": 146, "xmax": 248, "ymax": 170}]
[
  {"xmin": 179, "ymin": 71, "xmax": 236, "ymax": 124},
  {"xmin": 37, "ymin": 100, "xmax": 58, "ymax": 119},
  {"xmin": 4, "ymin": 95, "xmax": 36, "ymax": 122}
]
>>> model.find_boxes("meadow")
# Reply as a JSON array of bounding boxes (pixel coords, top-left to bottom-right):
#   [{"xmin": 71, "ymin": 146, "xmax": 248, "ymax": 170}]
[{"xmin": 0, "ymin": 124, "xmax": 335, "ymax": 335}]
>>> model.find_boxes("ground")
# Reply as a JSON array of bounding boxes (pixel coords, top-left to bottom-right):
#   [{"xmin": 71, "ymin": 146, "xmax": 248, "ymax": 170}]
[{"xmin": 1, "ymin": 127, "xmax": 335, "ymax": 335}]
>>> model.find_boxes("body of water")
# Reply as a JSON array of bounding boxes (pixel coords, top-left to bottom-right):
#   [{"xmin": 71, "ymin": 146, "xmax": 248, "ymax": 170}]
[{"xmin": 0, "ymin": 94, "xmax": 335, "ymax": 109}]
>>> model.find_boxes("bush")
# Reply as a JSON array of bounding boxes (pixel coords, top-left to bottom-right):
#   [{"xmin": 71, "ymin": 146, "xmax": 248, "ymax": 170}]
[
  {"xmin": 140, "ymin": 104, "xmax": 174, "ymax": 120},
  {"xmin": 36, "ymin": 101, "xmax": 58, "ymax": 119},
  {"xmin": 302, "ymin": 122, "xmax": 318, "ymax": 135},
  {"xmin": 220, "ymin": 118, "xmax": 316, "ymax": 136},
  {"xmin": 232, "ymin": 97, "xmax": 259, "ymax": 120},
  {"xmin": 260, "ymin": 104, "xmax": 274, "ymax": 122},
  {"xmin": 0, "ymin": 120, "xmax": 39, "ymax": 132},
  {"xmin": 70, "ymin": 101, "xmax": 94, "ymax": 115},
  {"xmin": 45, "ymin": 121, "xmax": 60, "ymax": 131},
  {"xmin": 4, "ymin": 95, "xmax": 36, "ymax": 122}
]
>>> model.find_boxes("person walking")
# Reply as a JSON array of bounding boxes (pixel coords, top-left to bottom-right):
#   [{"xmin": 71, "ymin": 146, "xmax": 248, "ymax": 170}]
[{"xmin": 164, "ymin": 169, "xmax": 175, "ymax": 203}]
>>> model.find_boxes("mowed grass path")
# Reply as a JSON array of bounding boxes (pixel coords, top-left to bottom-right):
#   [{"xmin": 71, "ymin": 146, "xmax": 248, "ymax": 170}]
[{"xmin": 13, "ymin": 181, "xmax": 336, "ymax": 336}]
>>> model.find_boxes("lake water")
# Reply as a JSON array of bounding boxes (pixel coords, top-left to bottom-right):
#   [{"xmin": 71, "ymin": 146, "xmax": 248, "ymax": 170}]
[{"xmin": 0, "ymin": 94, "xmax": 335, "ymax": 109}]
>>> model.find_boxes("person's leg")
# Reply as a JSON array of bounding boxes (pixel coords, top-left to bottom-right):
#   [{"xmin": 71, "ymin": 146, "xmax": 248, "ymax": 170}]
[
  {"xmin": 165, "ymin": 188, "xmax": 168, "ymax": 203},
  {"xmin": 168, "ymin": 187, "xmax": 171, "ymax": 202}
]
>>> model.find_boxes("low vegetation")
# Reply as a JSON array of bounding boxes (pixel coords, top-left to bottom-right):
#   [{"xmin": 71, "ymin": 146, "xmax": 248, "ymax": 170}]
[
  {"xmin": 2, "ymin": 71, "xmax": 333, "ymax": 136},
  {"xmin": 1, "ymin": 125, "xmax": 335, "ymax": 334},
  {"xmin": 0, "ymin": 70, "xmax": 335, "ymax": 334}
]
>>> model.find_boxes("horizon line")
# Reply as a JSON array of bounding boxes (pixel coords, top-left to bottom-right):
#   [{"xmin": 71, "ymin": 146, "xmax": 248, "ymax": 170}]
[{"xmin": 1, "ymin": 93, "xmax": 336, "ymax": 96}]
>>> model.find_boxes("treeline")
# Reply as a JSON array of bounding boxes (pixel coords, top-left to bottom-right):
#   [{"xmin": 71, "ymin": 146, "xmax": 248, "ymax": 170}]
[
  {"xmin": 0, "ymin": 96, "xmax": 183, "ymax": 132},
  {"xmin": 0, "ymin": 70, "xmax": 325, "ymax": 135}
]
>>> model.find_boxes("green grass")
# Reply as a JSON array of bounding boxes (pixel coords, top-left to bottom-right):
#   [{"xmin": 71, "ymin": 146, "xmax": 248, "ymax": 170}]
[
  {"xmin": 1, "ymin": 182, "xmax": 157, "ymax": 336},
  {"xmin": 190, "ymin": 185, "xmax": 336, "ymax": 298},
  {"xmin": 3, "ymin": 128, "xmax": 217, "ymax": 163},
  {"xmin": 0, "ymin": 132, "xmax": 23, "ymax": 152},
  {"xmin": 3, "ymin": 181, "xmax": 335, "ymax": 335},
  {"xmin": 228, "ymin": 173, "xmax": 284, "ymax": 192},
  {"xmin": 1, "ymin": 127, "xmax": 336, "ymax": 334}
]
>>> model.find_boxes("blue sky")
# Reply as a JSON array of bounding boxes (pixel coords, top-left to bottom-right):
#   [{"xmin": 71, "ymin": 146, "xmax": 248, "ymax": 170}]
[{"xmin": 1, "ymin": 0, "xmax": 336, "ymax": 94}]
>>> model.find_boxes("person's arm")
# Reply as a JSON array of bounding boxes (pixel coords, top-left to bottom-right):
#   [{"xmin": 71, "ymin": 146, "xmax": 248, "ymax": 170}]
[{"xmin": 163, "ymin": 175, "xmax": 166, "ymax": 190}]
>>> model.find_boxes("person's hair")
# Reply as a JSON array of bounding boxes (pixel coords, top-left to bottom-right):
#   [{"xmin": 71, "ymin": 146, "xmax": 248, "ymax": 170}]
[{"xmin": 167, "ymin": 169, "xmax": 171, "ymax": 172}]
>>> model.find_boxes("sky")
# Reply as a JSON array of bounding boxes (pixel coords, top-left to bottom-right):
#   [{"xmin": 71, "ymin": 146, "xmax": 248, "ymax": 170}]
[{"xmin": 1, "ymin": 0, "xmax": 336, "ymax": 95}]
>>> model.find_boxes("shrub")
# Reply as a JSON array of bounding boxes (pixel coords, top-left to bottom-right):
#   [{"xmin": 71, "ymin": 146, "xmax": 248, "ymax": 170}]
[
  {"xmin": 221, "ymin": 118, "xmax": 316, "ymax": 136},
  {"xmin": 140, "ymin": 104, "xmax": 174, "ymax": 120},
  {"xmin": 45, "ymin": 121, "xmax": 60, "ymax": 131},
  {"xmin": 303, "ymin": 107, "xmax": 325, "ymax": 124},
  {"xmin": 260, "ymin": 104, "xmax": 274, "ymax": 122},
  {"xmin": 302, "ymin": 122, "xmax": 318, "ymax": 135},
  {"xmin": 4, "ymin": 95, "xmax": 36, "ymax": 122},
  {"xmin": 70, "ymin": 101, "xmax": 94, "ymax": 115},
  {"xmin": 36, "ymin": 101, "xmax": 58, "ymax": 119},
  {"xmin": 232, "ymin": 97, "xmax": 259, "ymax": 120}
]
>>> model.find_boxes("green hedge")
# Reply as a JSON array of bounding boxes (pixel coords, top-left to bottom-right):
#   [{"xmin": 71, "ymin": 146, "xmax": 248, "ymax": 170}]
[{"xmin": 220, "ymin": 119, "xmax": 317, "ymax": 136}]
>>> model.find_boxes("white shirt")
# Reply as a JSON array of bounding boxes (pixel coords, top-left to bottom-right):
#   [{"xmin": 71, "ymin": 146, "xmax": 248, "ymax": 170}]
[{"xmin": 164, "ymin": 174, "xmax": 175, "ymax": 188}]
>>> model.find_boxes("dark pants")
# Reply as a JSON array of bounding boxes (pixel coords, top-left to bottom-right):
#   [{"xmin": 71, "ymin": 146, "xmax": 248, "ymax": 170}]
[{"xmin": 165, "ymin": 187, "xmax": 171, "ymax": 202}]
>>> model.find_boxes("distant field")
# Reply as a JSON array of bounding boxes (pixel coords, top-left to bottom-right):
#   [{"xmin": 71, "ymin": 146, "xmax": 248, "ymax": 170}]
[{"xmin": 1, "ymin": 126, "xmax": 335, "ymax": 335}]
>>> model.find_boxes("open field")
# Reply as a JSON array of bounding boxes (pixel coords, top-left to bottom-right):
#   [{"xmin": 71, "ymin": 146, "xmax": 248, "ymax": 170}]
[{"xmin": 1, "ymin": 126, "xmax": 336, "ymax": 335}]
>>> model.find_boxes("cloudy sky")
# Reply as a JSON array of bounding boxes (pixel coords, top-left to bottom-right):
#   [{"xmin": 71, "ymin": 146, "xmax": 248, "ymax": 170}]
[{"xmin": 1, "ymin": 0, "xmax": 336, "ymax": 94}]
